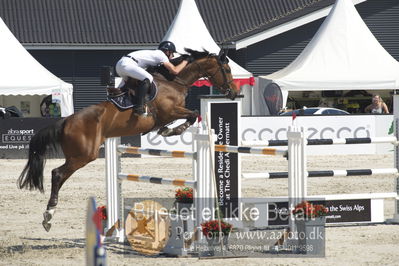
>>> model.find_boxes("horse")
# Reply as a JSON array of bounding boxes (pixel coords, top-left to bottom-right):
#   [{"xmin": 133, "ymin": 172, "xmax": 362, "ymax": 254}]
[{"xmin": 17, "ymin": 49, "xmax": 239, "ymax": 232}]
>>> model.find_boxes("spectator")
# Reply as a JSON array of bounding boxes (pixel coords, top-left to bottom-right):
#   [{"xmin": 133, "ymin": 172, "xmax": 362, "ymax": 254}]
[{"xmin": 364, "ymin": 94, "xmax": 389, "ymax": 114}]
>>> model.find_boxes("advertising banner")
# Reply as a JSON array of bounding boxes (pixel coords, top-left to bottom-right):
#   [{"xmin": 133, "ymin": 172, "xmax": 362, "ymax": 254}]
[
  {"xmin": 141, "ymin": 115, "xmax": 393, "ymax": 155},
  {"xmin": 0, "ymin": 118, "xmax": 60, "ymax": 159},
  {"xmin": 211, "ymin": 102, "xmax": 240, "ymax": 218},
  {"xmin": 0, "ymin": 118, "xmax": 140, "ymax": 159},
  {"xmin": 266, "ymin": 198, "xmax": 373, "ymax": 225}
]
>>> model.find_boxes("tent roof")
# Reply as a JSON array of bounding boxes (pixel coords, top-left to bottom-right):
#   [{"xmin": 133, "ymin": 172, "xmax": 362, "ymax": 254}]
[
  {"xmin": 162, "ymin": 0, "xmax": 253, "ymax": 83},
  {"xmin": 0, "ymin": 17, "xmax": 74, "ymax": 116},
  {"xmin": 262, "ymin": 0, "xmax": 399, "ymax": 91},
  {"xmin": 0, "ymin": 17, "xmax": 73, "ymax": 94}
]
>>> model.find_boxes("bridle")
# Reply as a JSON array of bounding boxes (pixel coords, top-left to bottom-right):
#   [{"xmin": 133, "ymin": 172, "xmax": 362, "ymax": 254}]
[{"xmin": 192, "ymin": 55, "xmax": 235, "ymax": 96}]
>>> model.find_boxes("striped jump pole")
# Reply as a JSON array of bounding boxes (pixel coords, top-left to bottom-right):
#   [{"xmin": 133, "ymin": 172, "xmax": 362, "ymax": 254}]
[
  {"xmin": 117, "ymin": 145, "xmax": 196, "ymax": 158},
  {"xmin": 215, "ymin": 144, "xmax": 287, "ymax": 156},
  {"xmin": 118, "ymin": 173, "xmax": 197, "ymax": 187},
  {"xmin": 243, "ymin": 168, "xmax": 399, "ymax": 179},
  {"xmin": 241, "ymin": 136, "xmax": 398, "ymax": 147}
]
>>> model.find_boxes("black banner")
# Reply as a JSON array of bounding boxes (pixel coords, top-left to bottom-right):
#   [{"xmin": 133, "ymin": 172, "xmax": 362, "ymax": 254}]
[
  {"xmin": 0, "ymin": 117, "xmax": 140, "ymax": 159},
  {"xmin": 0, "ymin": 118, "xmax": 60, "ymax": 159},
  {"xmin": 323, "ymin": 199, "xmax": 371, "ymax": 223},
  {"xmin": 211, "ymin": 102, "xmax": 239, "ymax": 218},
  {"xmin": 267, "ymin": 198, "xmax": 372, "ymax": 225}
]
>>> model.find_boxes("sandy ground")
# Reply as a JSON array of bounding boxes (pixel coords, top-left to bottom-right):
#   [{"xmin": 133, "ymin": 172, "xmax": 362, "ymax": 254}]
[{"xmin": 0, "ymin": 153, "xmax": 398, "ymax": 265}]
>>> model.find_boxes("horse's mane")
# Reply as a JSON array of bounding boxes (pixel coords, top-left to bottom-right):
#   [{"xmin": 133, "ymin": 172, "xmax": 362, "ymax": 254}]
[
  {"xmin": 148, "ymin": 48, "xmax": 213, "ymax": 81},
  {"xmin": 184, "ymin": 48, "xmax": 213, "ymax": 59}
]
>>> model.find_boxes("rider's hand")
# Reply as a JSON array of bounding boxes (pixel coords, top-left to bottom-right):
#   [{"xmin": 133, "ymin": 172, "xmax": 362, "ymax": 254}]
[
  {"xmin": 185, "ymin": 56, "xmax": 195, "ymax": 63},
  {"xmin": 182, "ymin": 54, "xmax": 194, "ymax": 64}
]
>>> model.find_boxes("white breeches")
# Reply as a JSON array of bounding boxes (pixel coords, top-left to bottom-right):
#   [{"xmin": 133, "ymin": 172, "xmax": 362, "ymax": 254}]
[{"xmin": 115, "ymin": 57, "xmax": 153, "ymax": 88}]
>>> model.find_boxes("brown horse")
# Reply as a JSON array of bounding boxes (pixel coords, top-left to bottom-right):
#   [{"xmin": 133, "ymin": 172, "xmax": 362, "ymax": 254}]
[{"xmin": 17, "ymin": 49, "xmax": 239, "ymax": 231}]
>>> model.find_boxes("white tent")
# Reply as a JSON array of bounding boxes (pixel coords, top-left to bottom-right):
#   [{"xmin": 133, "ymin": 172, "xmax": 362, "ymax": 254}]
[
  {"xmin": 257, "ymin": 0, "xmax": 399, "ymax": 112},
  {"xmin": 0, "ymin": 17, "xmax": 74, "ymax": 117},
  {"xmin": 162, "ymin": 0, "xmax": 253, "ymax": 85}
]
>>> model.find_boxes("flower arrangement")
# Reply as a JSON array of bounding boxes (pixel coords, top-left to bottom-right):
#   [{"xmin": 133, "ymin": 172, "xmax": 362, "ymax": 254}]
[
  {"xmin": 175, "ymin": 187, "xmax": 193, "ymax": 203},
  {"xmin": 97, "ymin": 205, "xmax": 107, "ymax": 221},
  {"xmin": 201, "ymin": 220, "xmax": 233, "ymax": 237},
  {"xmin": 292, "ymin": 201, "xmax": 328, "ymax": 219}
]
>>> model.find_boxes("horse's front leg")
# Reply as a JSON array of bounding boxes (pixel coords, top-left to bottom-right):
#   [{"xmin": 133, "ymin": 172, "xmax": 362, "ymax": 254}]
[{"xmin": 157, "ymin": 107, "xmax": 199, "ymax": 137}]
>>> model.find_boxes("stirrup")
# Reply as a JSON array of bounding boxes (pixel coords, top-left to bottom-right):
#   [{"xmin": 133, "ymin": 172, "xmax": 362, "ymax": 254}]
[{"xmin": 134, "ymin": 105, "xmax": 148, "ymax": 116}]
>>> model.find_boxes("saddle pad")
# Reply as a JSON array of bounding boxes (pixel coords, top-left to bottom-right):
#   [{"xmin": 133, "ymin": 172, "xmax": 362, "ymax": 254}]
[{"xmin": 108, "ymin": 82, "xmax": 158, "ymax": 110}]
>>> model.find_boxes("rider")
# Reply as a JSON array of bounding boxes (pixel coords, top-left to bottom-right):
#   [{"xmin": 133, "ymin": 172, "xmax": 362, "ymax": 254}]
[{"xmin": 115, "ymin": 41, "xmax": 190, "ymax": 115}]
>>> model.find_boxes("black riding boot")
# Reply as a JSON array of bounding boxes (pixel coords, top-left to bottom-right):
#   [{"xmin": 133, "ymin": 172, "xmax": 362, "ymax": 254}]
[{"xmin": 134, "ymin": 78, "xmax": 150, "ymax": 115}]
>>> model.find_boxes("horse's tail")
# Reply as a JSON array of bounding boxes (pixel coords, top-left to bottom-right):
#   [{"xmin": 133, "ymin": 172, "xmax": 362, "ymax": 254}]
[{"xmin": 18, "ymin": 119, "xmax": 66, "ymax": 193}]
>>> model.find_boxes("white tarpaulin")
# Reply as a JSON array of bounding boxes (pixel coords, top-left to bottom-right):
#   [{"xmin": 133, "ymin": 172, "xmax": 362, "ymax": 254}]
[
  {"xmin": 0, "ymin": 17, "xmax": 74, "ymax": 117},
  {"xmin": 162, "ymin": 0, "xmax": 253, "ymax": 82},
  {"xmin": 258, "ymin": 0, "xmax": 399, "ymax": 110}
]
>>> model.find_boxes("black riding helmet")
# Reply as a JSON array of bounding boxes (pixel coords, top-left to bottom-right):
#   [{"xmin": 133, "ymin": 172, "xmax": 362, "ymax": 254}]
[{"xmin": 158, "ymin": 41, "xmax": 176, "ymax": 53}]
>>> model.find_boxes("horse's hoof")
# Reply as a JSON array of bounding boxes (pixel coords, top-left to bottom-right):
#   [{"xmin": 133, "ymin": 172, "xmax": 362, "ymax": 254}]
[
  {"xmin": 158, "ymin": 127, "xmax": 173, "ymax": 137},
  {"xmin": 42, "ymin": 221, "xmax": 52, "ymax": 232},
  {"xmin": 42, "ymin": 209, "xmax": 55, "ymax": 232},
  {"xmin": 161, "ymin": 128, "xmax": 173, "ymax": 137},
  {"xmin": 43, "ymin": 209, "xmax": 54, "ymax": 222}
]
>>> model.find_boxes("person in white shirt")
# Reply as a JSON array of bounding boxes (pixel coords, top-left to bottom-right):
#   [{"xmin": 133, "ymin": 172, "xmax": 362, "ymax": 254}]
[{"xmin": 115, "ymin": 41, "xmax": 190, "ymax": 115}]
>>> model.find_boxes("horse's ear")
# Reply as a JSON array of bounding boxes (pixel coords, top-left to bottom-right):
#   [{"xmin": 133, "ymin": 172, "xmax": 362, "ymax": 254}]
[{"xmin": 218, "ymin": 49, "xmax": 229, "ymax": 63}]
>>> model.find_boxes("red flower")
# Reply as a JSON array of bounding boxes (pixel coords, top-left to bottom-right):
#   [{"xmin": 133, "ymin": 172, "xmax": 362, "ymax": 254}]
[
  {"xmin": 201, "ymin": 220, "xmax": 232, "ymax": 237},
  {"xmin": 292, "ymin": 201, "xmax": 328, "ymax": 219},
  {"xmin": 175, "ymin": 187, "xmax": 194, "ymax": 203},
  {"xmin": 96, "ymin": 205, "xmax": 107, "ymax": 220}
]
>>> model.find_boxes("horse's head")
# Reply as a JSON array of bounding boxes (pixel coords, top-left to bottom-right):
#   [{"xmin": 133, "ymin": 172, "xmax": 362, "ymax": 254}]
[{"xmin": 185, "ymin": 48, "xmax": 239, "ymax": 100}]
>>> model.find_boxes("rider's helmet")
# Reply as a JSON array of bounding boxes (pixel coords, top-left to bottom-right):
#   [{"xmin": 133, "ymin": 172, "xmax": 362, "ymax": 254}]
[{"xmin": 158, "ymin": 41, "xmax": 176, "ymax": 53}]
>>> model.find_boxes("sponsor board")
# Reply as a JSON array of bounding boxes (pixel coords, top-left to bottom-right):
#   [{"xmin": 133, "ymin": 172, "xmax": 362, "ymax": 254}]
[
  {"xmin": 265, "ymin": 198, "xmax": 373, "ymax": 225},
  {"xmin": 0, "ymin": 118, "xmax": 141, "ymax": 159},
  {"xmin": 141, "ymin": 115, "xmax": 393, "ymax": 155},
  {"xmin": 0, "ymin": 118, "xmax": 60, "ymax": 158}
]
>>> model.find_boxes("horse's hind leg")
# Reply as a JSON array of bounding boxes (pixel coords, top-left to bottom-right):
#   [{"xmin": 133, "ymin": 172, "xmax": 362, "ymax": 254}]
[{"xmin": 42, "ymin": 157, "xmax": 93, "ymax": 232}]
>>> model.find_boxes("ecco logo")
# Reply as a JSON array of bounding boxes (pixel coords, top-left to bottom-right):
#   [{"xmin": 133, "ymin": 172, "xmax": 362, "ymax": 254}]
[
  {"xmin": 242, "ymin": 126, "xmax": 370, "ymax": 141},
  {"xmin": 146, "ymin": 131, "xmax": 193, "ymax": 146}
]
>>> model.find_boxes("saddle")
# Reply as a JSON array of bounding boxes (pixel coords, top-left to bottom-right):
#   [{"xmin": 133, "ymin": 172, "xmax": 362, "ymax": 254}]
[{"xmin": 107, "ymin": 79, "xmax": 158, "ymax": 110}]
